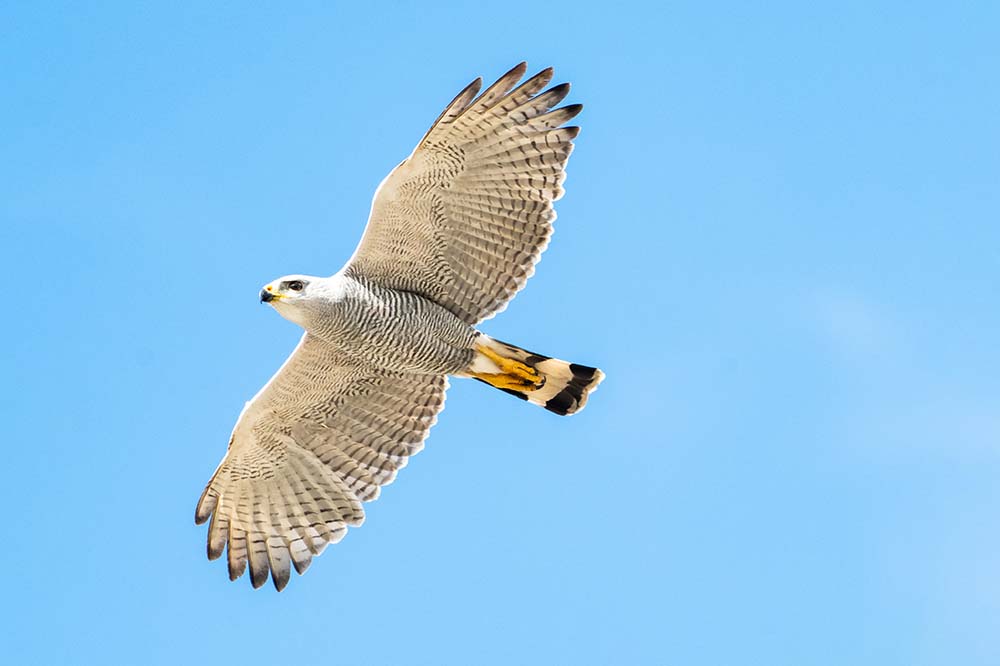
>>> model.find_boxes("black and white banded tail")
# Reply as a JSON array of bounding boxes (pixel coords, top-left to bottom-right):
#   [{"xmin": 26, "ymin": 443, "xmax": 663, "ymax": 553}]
[{"xmin": 468, "ymin": 336, "xmax": 605, "ymax": 416}]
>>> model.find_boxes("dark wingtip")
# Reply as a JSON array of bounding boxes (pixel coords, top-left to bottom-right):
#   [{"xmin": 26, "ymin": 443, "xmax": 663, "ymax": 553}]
[
  {"xmin": 194, "ymin": 499, "xmax": 211, "ymax": 525},
  {"xmin": 561, "ymin": 103, "xmax": 584, "ymax": 121},
  {"xmin": 250, "ymin": 569, "xmax": 268, "ymax": 590},
  {"xmin": 272, "ymin": 571, "xmax": 290, "ymax": 592},
  {"xmin": 506, "ymin": 61, "xmax": 528, "ymax": 78},
  {"xmin": 292, "ymin": 556, "xmax": 311, "ymax": 576},
  {"xmin": 547, "ymin": 82, "xmax": 571, "ymax": 98},
  {"xmin": 519, "ymin": 67, "xmax": 555, "ymax": 94},
  {"xmin": 463, "ymin": 77, "xmax": 484, "ymax": 100},
  {"xmin": 206, "ymin": 513, "xmax": 224, "ymax": 560}
]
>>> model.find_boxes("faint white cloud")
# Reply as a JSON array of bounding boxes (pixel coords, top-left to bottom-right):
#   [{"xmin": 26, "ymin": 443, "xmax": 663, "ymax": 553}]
[
  {"xmin": 811, "ymin": 288, "xmax": 896, "ymax": 358},
  {"xmin": 808, "ymin": 287, "xmax": 1000, "ymax": 459},
  {"xmin": 878, "ymin": 393, "xmax": 1000, "ymax": 457}
]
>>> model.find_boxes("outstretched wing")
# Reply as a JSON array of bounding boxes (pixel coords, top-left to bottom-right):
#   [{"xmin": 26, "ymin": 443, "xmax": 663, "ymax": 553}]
[
  {"xmin": 344, "ymin": 62, "xmax": 581, "ymax": 324},
  {"xmin": 195, "ymin": 334, "xmax": 447, "ymax": 591}
]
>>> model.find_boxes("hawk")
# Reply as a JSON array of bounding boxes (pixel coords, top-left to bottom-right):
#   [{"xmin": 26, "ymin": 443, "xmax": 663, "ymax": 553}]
[{"xmin": 195, "ymin": 63, "xmax": 604, "ymax": 590}]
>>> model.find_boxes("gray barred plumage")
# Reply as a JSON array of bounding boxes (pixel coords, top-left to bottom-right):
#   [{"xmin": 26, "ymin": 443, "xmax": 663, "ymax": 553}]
[{"xmin": 196, "ymin": 63, "xmax": 604, "ymax": 590}]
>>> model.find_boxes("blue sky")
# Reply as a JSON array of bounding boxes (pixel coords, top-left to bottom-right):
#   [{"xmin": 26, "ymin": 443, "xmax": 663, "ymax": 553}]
[{"xmin": 2, "ymin": 2, "xmax": 998, "ymax": 664}]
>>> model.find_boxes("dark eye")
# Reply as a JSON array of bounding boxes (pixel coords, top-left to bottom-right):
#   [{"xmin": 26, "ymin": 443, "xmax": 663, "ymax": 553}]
[{"xmin": 287, "ymin": 280, "xmax": 305, "ymax": 292}]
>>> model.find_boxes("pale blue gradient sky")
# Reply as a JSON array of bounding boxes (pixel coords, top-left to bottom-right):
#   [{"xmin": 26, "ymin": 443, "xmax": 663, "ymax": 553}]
[{"xmin": 2, "ymin": 2, "xmax": 999, "ymax": 664}]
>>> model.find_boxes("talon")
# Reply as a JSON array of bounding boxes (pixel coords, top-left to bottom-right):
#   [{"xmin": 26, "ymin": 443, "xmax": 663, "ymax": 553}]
[
  {"xmin": 476, "ymin": 344, "xmax": 544, "ymax": 388},
  {"xmin": 471, "ymin": 373, "xmax": 533, "ymax": 391}
]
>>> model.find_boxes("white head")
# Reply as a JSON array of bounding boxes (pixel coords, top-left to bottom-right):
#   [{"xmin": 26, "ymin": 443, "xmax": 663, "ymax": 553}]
[{"xmin": 259, "ymin": 274, "xmax": 333, "ymax": 329}]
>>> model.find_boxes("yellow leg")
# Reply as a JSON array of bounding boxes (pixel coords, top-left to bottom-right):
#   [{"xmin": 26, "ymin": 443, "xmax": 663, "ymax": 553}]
[
  {"xmin": 472, "ymin": 344, "xmax": 545, "ymax": 391},
  {"xmin": 471, "ymin": 372, "xmax": 541, "ymax": 391}
]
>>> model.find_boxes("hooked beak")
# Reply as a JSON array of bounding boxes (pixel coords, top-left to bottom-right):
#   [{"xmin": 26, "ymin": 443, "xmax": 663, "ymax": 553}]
[{"xmin": 260, "ymin": 283, "xmax": 282, "ymax": 303}]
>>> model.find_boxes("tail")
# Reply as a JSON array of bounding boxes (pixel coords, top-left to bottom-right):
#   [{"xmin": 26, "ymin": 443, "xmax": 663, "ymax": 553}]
[{"xmin": 463, "ymin": 335, "xmax": 605, "ymax": 416}]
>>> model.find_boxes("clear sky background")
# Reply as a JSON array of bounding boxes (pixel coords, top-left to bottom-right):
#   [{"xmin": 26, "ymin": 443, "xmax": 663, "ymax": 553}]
[{"xmin": 2, "ymin": 2, "xmax": 998, "ymax": 664}]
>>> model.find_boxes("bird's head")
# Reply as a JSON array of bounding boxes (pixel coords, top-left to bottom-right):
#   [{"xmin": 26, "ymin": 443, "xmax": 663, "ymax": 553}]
[
  {"xmin": 259, "ymin": 274, "xmax": 324, "ymax": 327},
  {"xmin": 259, "ymin": 275, "xmax": 315, "ymax": 304}
]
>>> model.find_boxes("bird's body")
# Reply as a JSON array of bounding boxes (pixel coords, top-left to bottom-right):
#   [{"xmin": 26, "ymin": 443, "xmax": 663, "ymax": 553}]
[
  {"xmin": 280, "ymin": 273, "xmax": 477, "ymax": 374},
  {"xmin": 196, "ymin": 63, "xmax": 605, "ymax": 590}
]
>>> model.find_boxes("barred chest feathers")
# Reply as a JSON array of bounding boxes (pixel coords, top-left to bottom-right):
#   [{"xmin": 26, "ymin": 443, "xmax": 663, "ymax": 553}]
[{"xmin": 290, "ymin": 273, "xmax": 477, "ymax": 374}]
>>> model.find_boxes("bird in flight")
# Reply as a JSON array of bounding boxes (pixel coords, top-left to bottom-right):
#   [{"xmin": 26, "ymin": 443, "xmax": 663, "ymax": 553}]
[{"xmin": 195, "ymin": 63, "xmax": 604, "ymax": 590}]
